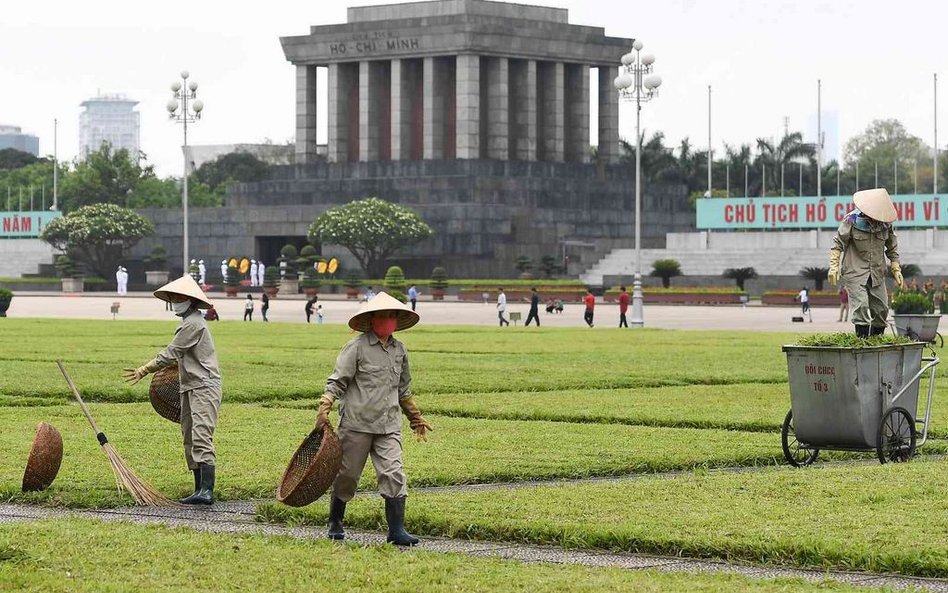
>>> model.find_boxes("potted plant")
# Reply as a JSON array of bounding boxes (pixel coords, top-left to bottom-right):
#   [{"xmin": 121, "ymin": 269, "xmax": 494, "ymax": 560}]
[
  {"xmin": 299, "ymin": 245, "xmax": 319, "ymax": 269},
  {"xmin": 56, "ymin": 255, "xmax": 84, "ymax": 293},
  {"xmin": 891, "ymin": 292, "xmax": 940, "ymax": 343},
  {"xmin": 344, "ymin": 269, "xmax": 362, "ymax": 300},
  {"xmin": 263, "ymin": 266, "xmax": 280, "ymax": 298},
  {"xmin": 515, "ymin": 256, "xmax": 534, "ymax": 280},
  {"xmin": 0, "ymin": 288, "xmax": 12, "ymax": 317},
  {"xmin": 279, "ymin": 244, "xmax": 300, "ymax": 294},
  {"xmin": 144, "ymin": 245, "xmax": 169, "ymax": 286},
  {"xmin": 430, "ymin": 266, "xmax": 448, "ymax": 300},
  {"xmin": 224, "ymin": 265, "xmax": 241, "ymax": 297},
  {"xmin": 301, "ymin": 266, "xmax": 321, "ymax": 298},
  {"xmin": 384, "ymin": 265, "xmax": 407, "ymax": 303}
]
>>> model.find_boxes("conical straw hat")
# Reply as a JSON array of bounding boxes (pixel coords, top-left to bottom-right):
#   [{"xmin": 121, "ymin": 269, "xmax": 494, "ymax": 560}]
[
  {"xmin": 153, "ymin": 275, "xmax": 213, "ymax": 309},
  {"xmin": 348, "ymin": 291, "xmax": 419, "ymax": 332},
  {"xmin": 853, "ymin": 188, "xmax": 897, "ymax": 223}
]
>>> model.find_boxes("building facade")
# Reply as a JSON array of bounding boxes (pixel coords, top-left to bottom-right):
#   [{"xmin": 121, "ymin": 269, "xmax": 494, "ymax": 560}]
[
  {"xmin": 79, "ymin": 95, "xmax": 140, "ymax": 158},
  {"xmin": 133, "ymin": 1, "xmax": 695, "ymax": 281},
  {"xmin": 0, "ymin": 125, "xmax": 39, "ymax": 156}
]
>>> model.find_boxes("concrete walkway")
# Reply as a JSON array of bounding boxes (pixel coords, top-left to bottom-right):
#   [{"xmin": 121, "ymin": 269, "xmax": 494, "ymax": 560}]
[
  {"xmin": 6, "ymin": 292, "xmax": 852, "ymax": 332},
  {"xmin": 0, "ymin": 501, "xmax": 944, "ymax": 592}
]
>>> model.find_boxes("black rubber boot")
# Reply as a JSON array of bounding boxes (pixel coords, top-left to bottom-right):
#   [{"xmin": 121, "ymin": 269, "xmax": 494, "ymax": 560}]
[
  {"xmin": 855, "ymin": 324, "xmax": 870, "ymax": 338},
  {"xmin": 870, "ymin": 325, "xmax": 887, "ymax": 336},
  {"xmin": 191, "ymin": 469, "xmax": 200, "ymax": 493},
  {"xmin": 180, "ymin": 463, "xmax": 215, "ymax": 505},
  {"xmin": 384, "ymin": 496, "xmax": 419, "ymax": 546},
  {"xmin": 327, "ymin": 497, "xmax": 346, "ymax": 541}
]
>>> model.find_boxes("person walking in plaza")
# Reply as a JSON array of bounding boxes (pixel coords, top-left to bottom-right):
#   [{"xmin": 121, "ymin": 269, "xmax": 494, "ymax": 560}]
[
  {"xmin": 796, "ymin": 286, "xmax": 812, "ymax": 322},
  {"xmin": 828, "ymin": 188, "xmax": 904, "ymax": 337},
  {"xmin": 363, "ymin": 286, "xmax": 376, "ymax": 302},
  {"xmin": 261, "ymin": 292, "xmax": 270, "ymax": 322},
  {"xmin": 583, "ymin": 289, "xmax": 595, "ymax": 327},
  {"xmin": 524, "ymin": 287, "xmax": 540, "ymax": 327},
  {"xmin": 316, "ymin": 291, "xmax": 433, "ymax": 546},
  {"xmin": 838, "ymin": 286, "xmax": 849, "ymax": 322},
  {"xmin": 496, "ymin": 288, "xmax": 509, "ymax": 327},
  {"xmin": 243, "ymin": 294, "xmax": 254, "ymax": 321},
  {"xmin": 316, "ymin": 303, "xmax": 324, "ymax": 324},
  {"xmin": 305, "ymin": 296, "xmax": 318, "ymax": 323},
  {"xmin": 408, "ymin": 284, "xmax": 419, "ymax": 311},
  {"xmin": 122, "ymin": 275, "xmax": 222, "ymax": 505},
  {"xmin": 618, "ymin": 285, "xmax": 630, "ymax": 328}
]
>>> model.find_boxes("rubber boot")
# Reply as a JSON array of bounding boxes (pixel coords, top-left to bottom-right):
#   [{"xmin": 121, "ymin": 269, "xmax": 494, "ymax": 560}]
[
  {"xmin": 855, "ymin": 324, "xmax": 870, "ymax": 338},
  {"xmin": 327, "ymin": 497, "xmax": 346, "ymax": 541},
  {"xmin": 180, "ymin": 463, "xmax": 215, "ymax": 505},
  {"xmin": 384, "ymin": 496, "xmax": 419, "ymax": 546},
  {"xmin": 870, "ymin": 325, "xmax": 887, "ymax": 336},
  {"xmin": 189, "ymin": 468, "xmax": 200, "ymax": 496}
]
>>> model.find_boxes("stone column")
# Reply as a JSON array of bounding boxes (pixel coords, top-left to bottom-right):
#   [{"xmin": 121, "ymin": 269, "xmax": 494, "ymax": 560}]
[
  {"xmin": 327, "ymin": 63, "xmax": 348, "ymax": 163},
  {"xmin": 455, "ymin": 54, "xmax": 480, "ymax": 159},
  {"xmin": 565, "ymin": 64, "xmax": 590, "ymax": 163},
  {"xmin": 511, "ymin": 59, "xmax": 537, "ymax": 161},
  {"xmin": 295, "ymin": 65, "xmax": 318, "ymax": 164},
  {"xmin": 391, "ymin": 59, "xmax": 412, "ymax": 160},
  {"xmin": 423, "ymin": 56, "xmax": 444, "ymax": 159},
  {"xmin": 538, "ymin": 61, "xmax": 564, "ymax": 161},
  {"xmin": 598, "ymin": 65, "xmax": 620, "ymax": 163},
  {"xmin": 359, "ymin": 61, "xmax": 380, "ymax": 161},
  {"xmin": 486, "ymin": 57, "xmax": 509, "ymax": 160}
]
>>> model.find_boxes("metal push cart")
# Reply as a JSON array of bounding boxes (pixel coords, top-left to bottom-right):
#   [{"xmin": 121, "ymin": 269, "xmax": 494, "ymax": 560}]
[{"xmin": 781, "ymin": 342, "xmax": 939, "ymax": 466}]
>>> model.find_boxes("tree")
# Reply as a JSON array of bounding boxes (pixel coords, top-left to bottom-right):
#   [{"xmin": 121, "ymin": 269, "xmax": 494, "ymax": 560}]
[
  {"xmin": 650, "ymin": 259, "xmax": 682, "ymax": 288},
  {"xmin": 515, "ymin": 256, "xmax": 534, "ymax": 278},
  {"xmin": 723, "ymin": 267, "xmax": 758, "ymax": 291},
  {"xmin": 194, "ymin": 152, "xmax": 270, "ymax": 192},
  {"xmin": 540, "ymin": 255, "xmax": 560, "ymax": 278},
  {"xmin": 308, "ymin": 197, "xmax": 433, "ymax": 277},
  {"xmin": 0, "ymin": 148, "xmax": 43, "ymax": 170},
  {"xmin": 755, "ymin": 132, "xmax": 815, "ymax": 196},
  {"xmin": 40, "ymin": 203, "xmax": 154, "ymax": 279},
  {"xmin": 843, "ymin": 119, "xmax": 931, "ymax": 192},
  {"xmin": 799, "ymin": 267, "xmax": 829, "ymax": 291},
  {"xmin": 58, "ymin": 143, "xmax": 152, "ymax": 212}
]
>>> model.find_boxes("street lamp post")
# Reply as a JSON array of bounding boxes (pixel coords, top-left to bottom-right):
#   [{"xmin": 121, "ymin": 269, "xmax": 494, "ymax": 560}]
[
  {"xmin": 614, "ymin": 40, "xmax": 662, "ymax": 328},
  {"xmin": 167, "ymin": 71, "xmax": 204, "ymax": 274}
]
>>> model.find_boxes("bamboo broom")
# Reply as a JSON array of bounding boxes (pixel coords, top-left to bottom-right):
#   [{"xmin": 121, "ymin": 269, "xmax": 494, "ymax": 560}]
[{"xmin": 57, "ymin": 361, "xmax": 174, "ymax": 506}]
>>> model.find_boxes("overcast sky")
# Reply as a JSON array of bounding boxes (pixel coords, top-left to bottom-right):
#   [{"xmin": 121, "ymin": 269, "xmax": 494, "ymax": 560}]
[{"xmin": 2, "ymin": 0, "xmax": 945, "ymax": 176}]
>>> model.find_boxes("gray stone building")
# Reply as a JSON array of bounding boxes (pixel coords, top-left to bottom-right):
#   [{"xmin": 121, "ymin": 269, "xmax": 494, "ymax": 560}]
[{"xmin": 135, "ymin": 0, "xmax": 693, "ymax": 281}]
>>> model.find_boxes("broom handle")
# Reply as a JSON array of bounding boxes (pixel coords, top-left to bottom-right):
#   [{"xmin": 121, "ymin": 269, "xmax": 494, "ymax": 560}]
[{"xmin": 56, "ymin": 360, "xmax": 103, "ymax": 437}]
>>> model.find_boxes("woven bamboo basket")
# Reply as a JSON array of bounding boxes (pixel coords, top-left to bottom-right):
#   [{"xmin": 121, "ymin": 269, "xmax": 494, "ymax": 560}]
[
  {"xmin": 276, "ymin": 425, "xmax": 342, "ymax": 507},
  {"xmin": 22, "ymin": 422, "xmax": 64, "ymax": 492},
  {"xmin": 149, "ymin": 364, "xmax": 181, "ymax": 423}
]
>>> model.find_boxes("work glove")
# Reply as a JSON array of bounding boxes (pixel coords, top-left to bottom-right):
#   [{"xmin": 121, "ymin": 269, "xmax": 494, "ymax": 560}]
[
  {"xmin": 827, "ymin": 250, "xmax": 841, "ymax": 287},
  {"xmin": 890, "ymin": 262, "xmax": 905, "ymax": 291},
  {"xmin": 399, "ymin": 397, "xmax": 434, "ymax": 442},
  {"xmin": 316, "ymin": 393, "xmax": 336, "ymax": 431},
  {"xmin": 122, "ymin": 358, "xmax": 161, "ymax": 386}
]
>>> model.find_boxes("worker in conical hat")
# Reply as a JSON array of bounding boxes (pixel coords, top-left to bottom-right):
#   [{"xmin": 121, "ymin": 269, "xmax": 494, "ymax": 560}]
[
  {"xmin": 317, "ymin": 291, "xmax": 433, "ymax": 546},
  {"xmin": 828, "ymin": 188, "xmax": 903, "ymax": 337},
  {"xmin": 122, "ymin": 275, "xmax": 222, "ymax": 505}
]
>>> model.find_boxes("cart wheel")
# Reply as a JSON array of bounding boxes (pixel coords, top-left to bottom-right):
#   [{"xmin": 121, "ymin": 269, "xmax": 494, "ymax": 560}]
[
  {"xmin": 781, "ymin": 409, "xmax": 819, "ymax": 467},
  {"xmin": 935, "ymin": 332, "xmax": 944, "ymax": 349},
  {"xmin": 876, "ymin": 407, "xmax": 917, "ymax": 464}
]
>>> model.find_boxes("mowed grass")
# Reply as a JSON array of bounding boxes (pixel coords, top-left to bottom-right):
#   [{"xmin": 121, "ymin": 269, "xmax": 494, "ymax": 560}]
[
  {"xmin": 260, "ymin": 458, "xmax": 948, "ymax": 578},
  {"xmin": 0, "ymin": 319, "xmax": 795, "ymax": 404},
  {"xmin": 0, "ymin": 403, "xmax": 801, "ymax": 507},
  {"xmin": 0, "ymin": 520, "xmax": 886, "ymax": 593}
]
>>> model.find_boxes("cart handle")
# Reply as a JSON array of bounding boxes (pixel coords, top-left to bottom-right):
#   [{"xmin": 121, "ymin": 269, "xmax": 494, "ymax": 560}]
[{"xmin": 889, "ymin": 355, "xmax": 939, "ymax": 448}]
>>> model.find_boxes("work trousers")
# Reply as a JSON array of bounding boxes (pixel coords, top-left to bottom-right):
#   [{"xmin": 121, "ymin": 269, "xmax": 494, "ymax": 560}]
[
  {"xmin": 331, "ymin": 427, "xmax": 407, "ymax": 501},
  {"xmin": 846, "ymin": 278, "xmax": 889, "ymax": 330},
  {"xmin": 180, "ymin": 385, "xmax": 221, "ymax": 469},
  {"xmin": 838, "ymin": 302, "xmax": 849, "ymax": 322},
  {"xmin": 525, "ymin": 309, "xmax": 540, "ymax": 326}
]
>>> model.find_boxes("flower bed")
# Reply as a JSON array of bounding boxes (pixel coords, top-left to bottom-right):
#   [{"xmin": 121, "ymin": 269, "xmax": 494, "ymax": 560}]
[
  {"xmin": 604, "ymin": 288, "xmax": 747, "ymax": 305},
  {"xmin": 458, "ymin": 287, "xmax": 586, "ymax": 303},
  {"xmin": 762, "ymin": 290, "xmax": 840, "ymax": 307}
]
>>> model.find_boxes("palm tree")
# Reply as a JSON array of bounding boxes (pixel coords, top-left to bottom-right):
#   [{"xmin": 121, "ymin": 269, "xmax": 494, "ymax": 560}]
[
  {"xmin": 800, "ymin": 267, "xmax": 829, "ymax": 291},
  {"xmin": 755, "ymin": 132, "xmax": 815, "ymax": 196},
  {"xmin": 723, "ymin": 267, "xmax": 758, "ymax": 291},
  {"xmin": 650, "ymin": 259, "xmax": 682, "ymax": 288}
]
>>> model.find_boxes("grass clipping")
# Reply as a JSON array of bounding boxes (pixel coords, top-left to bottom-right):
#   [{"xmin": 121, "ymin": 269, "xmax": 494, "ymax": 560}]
[{"xmin": 793, "ymin": 332, "xmax": 914, "ymax": 348}]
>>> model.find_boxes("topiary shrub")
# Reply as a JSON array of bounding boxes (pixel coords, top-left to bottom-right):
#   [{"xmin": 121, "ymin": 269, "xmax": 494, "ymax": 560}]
[
  {"xmin": 892, "ymin": 292, "xmax": 933, "ymax": 315},
  {"xmin": 515, "ymin": 256, "xmax": 534, "ymax": 279},
  {"xmin": 55, "ymin": 255, "xmax": 79, "ymax": 278},
  {"xmin": 384, "ymin": 265, "xmax": 407, "ymax": 303},
  {"xmin": 280, "ymin": 244, "xmax": 299, "ymax": 276},
  {"xmin": 145, "ymin": 245, "xmax": 167, "ymax": 272},
  {"xmin": 0, "ymin": 287, "xmax": 12, "ymax": 317}
]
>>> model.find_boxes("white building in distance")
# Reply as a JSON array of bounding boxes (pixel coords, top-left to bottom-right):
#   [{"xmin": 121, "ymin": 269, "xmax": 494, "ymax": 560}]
[
  {"xmin": 0, "ymin": 125, "xmax": 39, "ymax": 155},
  {"xmin": 79, "ymin": 94, "xmax": 140, "ymax": 158}
]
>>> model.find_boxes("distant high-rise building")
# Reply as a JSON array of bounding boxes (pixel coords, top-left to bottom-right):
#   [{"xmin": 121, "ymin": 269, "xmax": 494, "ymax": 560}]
[
  {"xmin": 79, "ymin": 94, "xmax": 140, "ymax": 158},
  {"xmin": 0, "ymin": 125, "xmax": 39, "ymax": 156}
]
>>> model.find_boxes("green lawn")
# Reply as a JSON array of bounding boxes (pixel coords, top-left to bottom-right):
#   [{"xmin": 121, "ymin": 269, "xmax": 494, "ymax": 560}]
[
  {"xmin": 260, "ymin": 458, "xmax": 948, "ymax": 578},
  {"xmin": 0, "ymin": 403, "xmax": 820, "ymax": 507},
  {"xmin": 0, "ymin": 519, "xmax": 885, "ymax": 593}
]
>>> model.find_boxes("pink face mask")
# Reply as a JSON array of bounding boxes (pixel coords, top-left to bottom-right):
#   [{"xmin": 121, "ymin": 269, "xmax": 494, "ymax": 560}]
[{"xmin": 371, "ymin": 316, "xmax": 398, "ymax": 339}]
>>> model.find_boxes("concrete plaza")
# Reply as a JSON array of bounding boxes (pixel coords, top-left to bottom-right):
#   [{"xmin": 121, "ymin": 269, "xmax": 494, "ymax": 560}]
[{"xmin": 5, "ymin": 292, "xmax": 850, "ymax": 332}]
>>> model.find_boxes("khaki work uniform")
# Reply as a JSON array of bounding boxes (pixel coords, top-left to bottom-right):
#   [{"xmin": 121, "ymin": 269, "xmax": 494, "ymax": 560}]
[
  {"xmin": 326, "ymin": 331, "xmax": 412, "ymax": 501},
  {"xmin": 155, "ymin": 309, "xmax": 222, "ymax": 469},
  {"xmin": 831, "ymin": 215, "xmax": 900, "ymax": 330}
]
